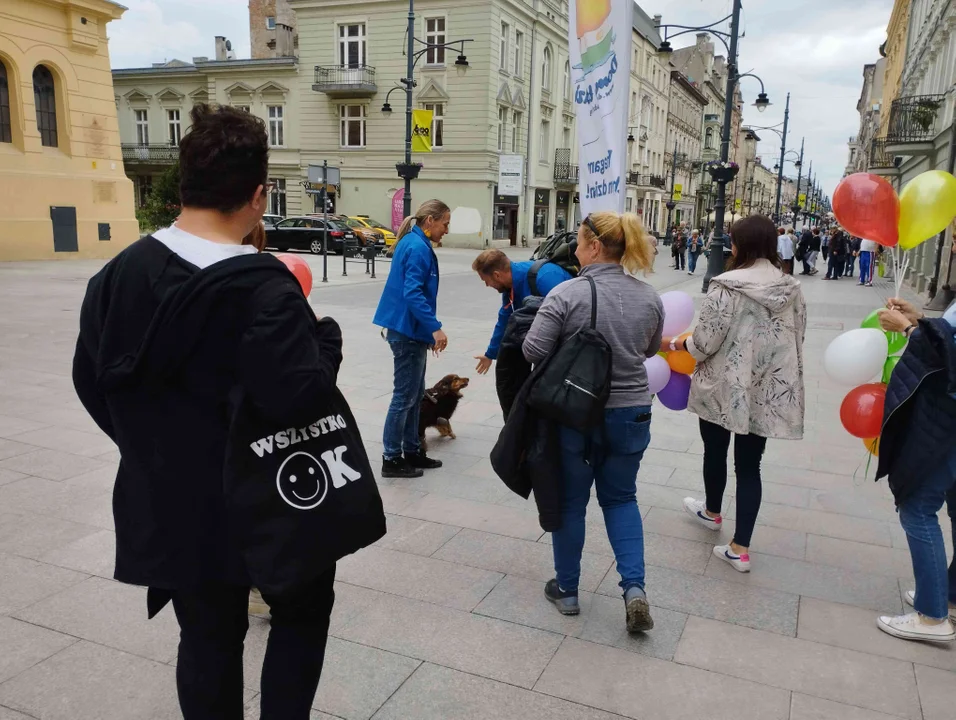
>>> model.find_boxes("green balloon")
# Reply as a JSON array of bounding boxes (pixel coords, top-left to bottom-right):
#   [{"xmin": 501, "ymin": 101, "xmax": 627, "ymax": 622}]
[
  {"xmin": 861, "ymin": 308, "xmax": 908, "ymax": 355},
  {"xmin": 882, "ymin": 355, "xmax": 902, "ymax": 384}
]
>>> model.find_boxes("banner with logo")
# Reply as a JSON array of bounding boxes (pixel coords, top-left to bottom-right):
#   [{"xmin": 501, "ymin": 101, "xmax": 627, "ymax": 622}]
[
  {"xmin": 569, "ymin": 0, "xmax": 631, "ymax": 216},
  {"xmin": 734, "ymin": 198, "xmax": 743, "ymax": 212},
  {"xmin": 798, "ymin": 192, "xmax": 807, "ymax": 206},
  {"xmin": 411, "ymin": 110, "xmax": 433, "ymax": 153},
  {"xmin": 673, "ymin": 183, "xmax": 683, "ymax": 202}
]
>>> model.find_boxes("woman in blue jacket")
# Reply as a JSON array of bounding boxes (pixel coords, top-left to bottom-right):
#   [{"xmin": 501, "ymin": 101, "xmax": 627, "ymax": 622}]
[{"xmin": 373, "ymin": 199, "xmax": 450, "ymax": 479}]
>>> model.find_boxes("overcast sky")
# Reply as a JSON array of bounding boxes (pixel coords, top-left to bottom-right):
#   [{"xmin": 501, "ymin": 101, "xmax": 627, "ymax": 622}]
[{"xmin": 107, "ymin": 0, "xmax": 893, "ymax": 197}]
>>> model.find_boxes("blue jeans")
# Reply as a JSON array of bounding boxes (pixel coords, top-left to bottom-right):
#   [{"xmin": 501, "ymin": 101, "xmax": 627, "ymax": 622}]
[
  {"xmin": 382, "ymin": 329, "xmax": 427, "ymax": 459},
  {"xmin": 898, "ymin": 449, "xmax": 956, "ymax": 620},
  {"xmin": 552, "ymin": 406, "xmax": 652, "ymax": 593},
  {"xmin": 688, "ymin": 251, "xmax": 700, "ymax": 273}
]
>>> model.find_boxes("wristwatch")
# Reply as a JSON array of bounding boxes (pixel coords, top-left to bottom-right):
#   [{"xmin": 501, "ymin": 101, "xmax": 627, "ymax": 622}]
[
  {"xmin": 669, "ymin": 337, "xmax": 687, "ymax": 352},
  {"xmin": 904, "ymin": 324, "xmax": 918, "ymax": 337}
]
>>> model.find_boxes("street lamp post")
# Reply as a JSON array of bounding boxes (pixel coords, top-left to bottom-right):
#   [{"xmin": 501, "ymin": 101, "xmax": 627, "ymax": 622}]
[
  {"xmin": 382, "ymin": 0, "xmax": 472, "ymax": 218},
  {"xmin": 664, "ymin": 141, "xmax": 679, "ymax": 244},
  {"xmin": 790, "ymin": 137, "xmax": 805, "ymax": 226},
  {"xmin": 773, "ymin": 93, "xmax": 791, "ymax": 223},
  {"xmin": 655, "ymin": 0, "xmax": 772, "ymax": 293}
]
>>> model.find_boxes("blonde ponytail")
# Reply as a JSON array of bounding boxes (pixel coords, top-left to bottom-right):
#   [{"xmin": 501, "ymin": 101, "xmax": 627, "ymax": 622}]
[
  {"xmin": 581, "ymin": 210, "xmax": 654, "ymax": 275},
  {"xmin": 395, "ymin": 198, "xmax": 451, "ymax": 244},
  {"xmin": 619, "ymin": 212, "xmax": 655, "ymax": 275}
]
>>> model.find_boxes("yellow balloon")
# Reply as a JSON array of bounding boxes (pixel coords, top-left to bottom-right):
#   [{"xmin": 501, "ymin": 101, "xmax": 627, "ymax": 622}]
[{"xmin": 898, "ymin": 171, "xmax": 956, "ymax": 250}]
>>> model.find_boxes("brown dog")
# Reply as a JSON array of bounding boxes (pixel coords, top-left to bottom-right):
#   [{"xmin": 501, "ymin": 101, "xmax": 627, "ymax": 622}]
[{"xmin": 419, "ymin": 374, "xmax": 470, "ymax": 448}]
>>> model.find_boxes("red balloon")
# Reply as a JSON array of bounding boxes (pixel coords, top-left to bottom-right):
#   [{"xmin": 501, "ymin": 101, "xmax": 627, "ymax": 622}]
[
  {"xmin": 839, "ymin": 383, "xmax": 887, "ymax": 439},
  {"xmin": 832, "ymin": 173, "xmax": 900, "ymax": 247},
  {"xmin": 277, "ymin": 254, "xmax": 313, "ymax": 297}
]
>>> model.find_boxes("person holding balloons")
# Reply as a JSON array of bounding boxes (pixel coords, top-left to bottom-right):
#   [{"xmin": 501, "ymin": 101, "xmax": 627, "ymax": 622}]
[
  {"xmin": 670, "ymin": 215, "xmax": 807, "ymax": 573},
  {"xmin": 872, "ymin": 296, "xmax": 956, "ymax": 642},
  {"xmin": 522, "ymin": 211, "xmax": 663, "ymax": 633}
]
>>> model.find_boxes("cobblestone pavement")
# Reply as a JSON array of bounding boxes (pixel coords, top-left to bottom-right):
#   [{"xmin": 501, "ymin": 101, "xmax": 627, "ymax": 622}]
[{"xmin": 0, "ymin": 247, "xmax": 953, "ymax": 720}]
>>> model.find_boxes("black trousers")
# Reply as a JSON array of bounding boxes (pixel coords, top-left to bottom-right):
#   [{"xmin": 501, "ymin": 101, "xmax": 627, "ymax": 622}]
[
  {"xmin": 169, "ymin": 565, "xmax": 336, "ymax": 720},
  {"xmin": 699, "ymin": 419, "xmax": 767, "ymax": 548}
]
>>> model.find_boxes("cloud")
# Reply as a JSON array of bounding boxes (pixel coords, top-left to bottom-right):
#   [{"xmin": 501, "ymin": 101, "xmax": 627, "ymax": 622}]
[
  {"xmin": 639, "ymin": 0, "xmax": 895, "ymax": 197},
  {"xmin": 108, "ymin": 0, "xmax": 250, "ymax": 68}
]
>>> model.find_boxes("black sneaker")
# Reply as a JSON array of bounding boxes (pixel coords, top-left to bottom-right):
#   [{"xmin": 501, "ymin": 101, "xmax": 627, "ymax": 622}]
[
  {"xmin": 405, "ymin": 450, "xmax": 443, "ymax": 470},
  {"xmin": 544, "ymin": 579, "xmax": 580, "ymax": 615},
  {"xmin": 381, "ymin": 456, "xmax": 423, "ymax": 479}
]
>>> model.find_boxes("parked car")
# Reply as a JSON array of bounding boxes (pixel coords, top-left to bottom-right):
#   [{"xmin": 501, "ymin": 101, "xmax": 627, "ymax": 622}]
[
  {"xmin": 323, "ymin": 214, "xmax": 385, "ymax": 249},
  {"xmin": 347, "ymin": 215, "xmax": 398, "ymax": 248},
  {"xmin": 262, "ymin": 213, "xmax": 284, "ymax": 229},
  {"xmin": 265, "ymin": 216, "xmax": 359, "ymax": 255}
]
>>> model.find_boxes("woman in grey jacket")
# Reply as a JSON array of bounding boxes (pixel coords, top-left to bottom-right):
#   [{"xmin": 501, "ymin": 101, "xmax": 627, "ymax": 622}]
[{"xmin": 523, "ymin": 211, "xmax": 663, "ymax": 633}]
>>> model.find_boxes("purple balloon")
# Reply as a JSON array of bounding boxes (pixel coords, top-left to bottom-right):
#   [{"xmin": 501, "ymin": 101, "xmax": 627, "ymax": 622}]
[
  {"xmin": 644, "ymin": 354, "xmax": 672, "ymax": 395},
  {"xmin": 661, "ymin": 291, "xmax": 695, "ymax": 337},
  {"xmin": 657, "ymin": 372, "xmax": 691, "ymax": 411}
]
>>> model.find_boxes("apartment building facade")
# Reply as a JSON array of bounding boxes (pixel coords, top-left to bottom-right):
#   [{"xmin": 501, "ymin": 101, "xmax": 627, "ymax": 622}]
[{"xmin": 664, "ymin": 70, "xmax": 707, "ymax": 228}]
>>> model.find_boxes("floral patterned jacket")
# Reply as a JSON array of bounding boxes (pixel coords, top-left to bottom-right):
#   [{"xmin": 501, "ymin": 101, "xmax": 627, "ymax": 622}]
[{"xmin": 686, "ymin": 260, "xmax": 807, "ymax": 440}]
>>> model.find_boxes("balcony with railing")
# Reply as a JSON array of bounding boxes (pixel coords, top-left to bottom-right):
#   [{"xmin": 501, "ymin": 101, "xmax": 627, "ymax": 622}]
[
  {"xmin": 868, "ymin": 138, "xmax": 899, "ymax": 175},
  {"xmin": 553, "ymin": 148, "xmax": 579, "ymax": 184},
  {"xmin": 625, "ymin": 173, "xmax": 668, "ymax": 189},
  {"xmin": 121, "ymin": 144, "xmax": 179, "ymax": 164},
  {"xmin": 312, "ymin": 65, "xmax": 377, "ymax": 97},
  {"xmin": 886, "ymin": 94, "xmax": 946, "ymax": 154}
]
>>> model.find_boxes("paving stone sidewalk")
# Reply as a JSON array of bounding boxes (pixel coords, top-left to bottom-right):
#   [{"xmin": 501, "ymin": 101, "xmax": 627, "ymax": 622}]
[{"xmin": 0, "ymin": 249, "xmax": 953, "ymax": 720}]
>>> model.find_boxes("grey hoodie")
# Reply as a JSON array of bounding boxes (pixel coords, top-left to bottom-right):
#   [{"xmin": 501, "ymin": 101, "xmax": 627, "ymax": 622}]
[{"xmin": 686, "ymin": 259, "xmax": 807, "ymax": 439}]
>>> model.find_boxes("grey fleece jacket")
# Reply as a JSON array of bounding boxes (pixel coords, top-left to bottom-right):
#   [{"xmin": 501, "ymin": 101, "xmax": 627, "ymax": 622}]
[{"xmin": 522, "ymin": 263, "xmax": 664, "ymax": 408}]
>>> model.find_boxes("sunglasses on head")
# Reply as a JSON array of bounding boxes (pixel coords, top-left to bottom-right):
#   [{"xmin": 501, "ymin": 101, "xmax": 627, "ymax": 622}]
[{"xmin": 583, "ymin": 215, "xmax": 601, "ymax": 239}]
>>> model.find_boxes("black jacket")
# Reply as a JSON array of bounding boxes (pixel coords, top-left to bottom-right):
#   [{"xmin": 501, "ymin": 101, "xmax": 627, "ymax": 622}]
[
  {"xmin": 829, "ymin": 232, "xmax": 848, "ymax": 256},
  {"xmin": 877, "ymin": 318, "xmax": 956, "ymax": 504},
  {"xmin": 495, "ymin": 296, "xmax": 543, "ymax": 419},
  {"xmin": 73, "ymin": 237, "xmax": 374, "ymax": 591},
  {"xmin": 491, "ymin": 351, "xmax": 562, "ymax": 531},
  {"xmin": 809, "ymin": 234, "xmax": 822, "ymax": 252}
]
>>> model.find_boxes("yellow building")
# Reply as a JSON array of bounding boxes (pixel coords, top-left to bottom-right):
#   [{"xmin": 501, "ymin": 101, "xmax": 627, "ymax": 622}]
[
  {"xmin": 0, "ymin": 0, "xmax": 137, "ymax": 261},
  {"xmin": 878, "ymin": 0, "xmax": 910, "ymax": 140}
]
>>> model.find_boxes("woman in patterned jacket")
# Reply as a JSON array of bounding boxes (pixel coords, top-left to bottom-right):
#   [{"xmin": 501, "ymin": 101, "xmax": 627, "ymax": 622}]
[{"xmin": 666, "ymin": 215, "xmax": 807, "ymax": 573}]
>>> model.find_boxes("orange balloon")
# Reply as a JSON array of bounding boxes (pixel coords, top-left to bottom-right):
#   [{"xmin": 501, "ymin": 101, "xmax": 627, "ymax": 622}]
[
  {"xmin": 667, "ymin": 350, "xmax": 696, "ymax": 375},
  {"xmin": 863, "ymin": 437, "xmax": 880, "ymax": 457}
]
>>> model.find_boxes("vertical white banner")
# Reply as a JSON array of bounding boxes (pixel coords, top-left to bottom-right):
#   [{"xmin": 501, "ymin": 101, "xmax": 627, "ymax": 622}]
[{"xmin": 568, "ymin": 0, "xmax": 631, "ymax": 216}]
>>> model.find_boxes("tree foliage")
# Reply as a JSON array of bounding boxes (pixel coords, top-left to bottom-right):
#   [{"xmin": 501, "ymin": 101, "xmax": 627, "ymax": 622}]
[{"xmin": 136, "ymin": 162, "xmax": 181, "ymax": 232}]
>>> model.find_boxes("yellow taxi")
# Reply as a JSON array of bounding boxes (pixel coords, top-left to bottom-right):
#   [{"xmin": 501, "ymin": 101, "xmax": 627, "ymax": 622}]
[{"xmin": 347, "ymin": 216, "xmax": 398, "ymax": 248}]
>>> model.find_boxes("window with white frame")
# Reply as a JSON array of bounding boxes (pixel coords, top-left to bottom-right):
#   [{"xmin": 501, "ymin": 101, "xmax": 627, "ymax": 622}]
[
  {"xmin": 514, "ymin": 30, "xmax": 524, "ymax": 76},
  {"xmin": 512, "ymin": 110, "xmax": 522, "ymax": 153},
  {"xmin": 539, "ymin": 119, "xmax": 550, "ymax": 162},
  {"xmin": 266, "ymin": 16, "xmax": 276, "ymax": 30},
  {"xmin": 542, "ymin": 46, "xmax": 552, "ymax": 91},
  {"xmin": 562, "ymin": 126, "xmax": 571, "ymax": 150},
  {"xmin": 340, "ymin": 105, "xmax": 366, "ymax": 147},
  {"xmin": 423, "ymin": 103, "xmax": 444, "ymax": 148},
  {"xmin": 497, "ymin": 106, "xmax": 506, "ymax": 151},
  {"xmin": 500, "ymin": 22, "xmax": 509, "ymax": 71},
  {"xmin": 564, "ymin": 61, "xmax": 571, "ymax": 102},
  {"xmin": 268, "ymin": 105, "xmax": 284, "ymax": 146},
  {"xmin": 339, "ymin": 23, "xmax": 367, "ymax": 68},
  {"xmin": 425, "ymin": 17, "xmax": 446, "ymax": 65},
  {"xmin": 135, "ymin": 109, "xmax": 149, "ymax": 145},
  {"xmin": 269, "ymin": 177, "xmax": 286, "ymax": 216},
  {"xmin": 167, "ymin": 109, "xmax": 181, "ymax": 146}
]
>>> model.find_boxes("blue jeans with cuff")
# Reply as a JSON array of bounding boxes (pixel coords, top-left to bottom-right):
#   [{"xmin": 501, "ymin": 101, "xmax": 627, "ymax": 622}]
[
  {"xmin": 383, "ymin": 329, "xmax": 428, "ymax": 460},
  {"xmin": 552, "ymin": 406, "xmax": 652, "ymax": 593},
  {"xmin": 898, "ymin": 447, "xmax": 956, "ymax": 620}
]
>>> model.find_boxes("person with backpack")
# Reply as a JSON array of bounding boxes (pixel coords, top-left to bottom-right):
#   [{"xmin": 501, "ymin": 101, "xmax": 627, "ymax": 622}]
[
  {"xmin": 687, "ymin": 229, "xmax": 703, "ymax": 275},
  {"xmin": 521, "ymin": 211, "xmax": 663, "ymax": 633},
  {"xmin": 72, "ymin": 105, "xmax": 386, "ymax": 719},
  {"xmin": 674, "ymin": 215, "xmax": 806, "ymax": 573},
  {"xmin": 796, "ymin": 227, "xmax": 812, "ymax": 275},
  {"xmin": 471, "ymin": 248, "xmax": 572, "ymax": 416},
  {"xmin": 824, "ymin": 228, "xmax": 848, "ymax": 280},
  {"xmin": 845, "ymin": 235, "xmax": 862, "ymax": 278}
]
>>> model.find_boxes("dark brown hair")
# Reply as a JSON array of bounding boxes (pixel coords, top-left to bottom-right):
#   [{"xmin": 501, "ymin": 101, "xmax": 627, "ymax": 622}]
[
  {"xmin": 472, "ymin": 248, "xmax": 510, "ymax": 275},
  {"xmin": 178, "ymin": 104, "xmax": 270, "ymax": 213},
  {"xmin": 729, "ymin": 215, "xmax": 781, "ymax": 270},
  {"xmin": 242, "ymin": 221, "xmax": 267, "ymax": 252}
]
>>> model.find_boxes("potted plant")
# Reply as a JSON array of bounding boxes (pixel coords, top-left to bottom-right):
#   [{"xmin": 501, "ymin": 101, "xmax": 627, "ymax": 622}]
[
  {"xmin": 705, "ymin": 160, "xmax": 739, "ymax": 183},
  {"xmin": 912, "ymin": 98, "xmax": 940, "ymax": 133},
  {"xmin": 396, "ymin": 162, "xmax": 423, "ymax": 180}
]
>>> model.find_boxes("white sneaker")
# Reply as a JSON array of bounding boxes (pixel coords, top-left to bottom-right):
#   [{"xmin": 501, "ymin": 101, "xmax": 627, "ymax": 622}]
[
  {"xmin": 877, "ymin": 612, "xmax": 955, "ymax": 642},
  {"xmin": 714, "ymin": 544, "xmax": 751, "ymax": 572},
  {"xmin": 903, "ymin": 590, "xmax": 956, "ymax": 620},
  {"xmin": 682, "ymin": 497, "xmax": 722, "ymax": 531}
]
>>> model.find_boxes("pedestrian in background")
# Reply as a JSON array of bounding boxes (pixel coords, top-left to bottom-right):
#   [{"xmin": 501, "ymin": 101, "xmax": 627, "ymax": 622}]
[
  {"xmin": 807, "ymin": 227, "xmax": 822, "ymax": 275},
  {"xmin": 824, "ymin": 228, "xmax": 847, "ymax": 280},
  {"xmin": 845, "ymin": 235, "xmax": 862, "ymax": 278},
  {"xmin": 687, "ymin": 229, "xmax": 703, "ymax": 275},
  {"xmin": 858, "ymin": 239, "xmax": 878, "ymax": 287},
  {"xmin": 776, "ymin": 227, "xmax": 795, "ymax": 275},
  {"xmin": 821, "ymin": 227, "xmax": 830, "ymax": 263},
  {"xmin": 675, "ymin": 215, "xmax": 806, "ymax": 573},
  {"xmin": 874, "ymin": 297, "xmax": 956, "ymax": 642},
  {"xmin": 523, "ymin": 211, "xmax": 663, "ymax": 633},
  {"xmin": 374, "ymin": 199, "xmax": 450, "ymax": 479}
]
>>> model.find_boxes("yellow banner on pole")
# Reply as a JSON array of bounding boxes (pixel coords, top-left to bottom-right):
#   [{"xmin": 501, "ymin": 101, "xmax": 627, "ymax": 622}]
[
  {"xmin": 411, "ymin": 109, "xmax": 434, "ymax": 152},
  {"xmin": 673, "ymin": 184, "xmax": 683, "ymax": 202},
  {"xmin": 734, "ymin": 198, "xmax": 742, "ymax": 211},
  {"xmin": 798, "ymin": 193, "xmax": 807, "ymax": 205}
]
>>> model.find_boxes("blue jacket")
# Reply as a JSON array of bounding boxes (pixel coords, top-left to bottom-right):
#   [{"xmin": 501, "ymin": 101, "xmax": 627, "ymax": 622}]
[
  {"xmin": 486, "ymin": 261, "xmax": 571, "ymax": 359},
  {"xmin": 373, "ymin": 226, "xmax": 441, "ymax": 344}
]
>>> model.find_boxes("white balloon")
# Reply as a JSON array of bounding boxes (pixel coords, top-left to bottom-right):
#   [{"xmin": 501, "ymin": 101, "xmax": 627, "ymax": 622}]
[{"xmin": 823, "ymin": 329, "xmax": 889, "ymax": 386}]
